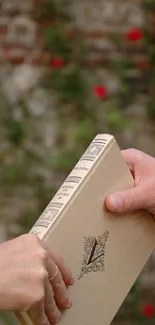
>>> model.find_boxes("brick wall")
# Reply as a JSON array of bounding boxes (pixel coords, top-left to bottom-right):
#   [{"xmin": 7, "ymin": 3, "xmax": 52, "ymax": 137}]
[
  {"xmin": 0, "ymin": 0, "xmax": 146, "ymax": 67},
  {"xmin": 0, "ymin": 0, "xmax": 155, "ymax": 317},
  {"xmin": 1, "ymin": 1, "xmax": 155, "ymax": 232},
  {"xmin": 1, "ymin": 0, "xmax": 153, "ymax": 155}
]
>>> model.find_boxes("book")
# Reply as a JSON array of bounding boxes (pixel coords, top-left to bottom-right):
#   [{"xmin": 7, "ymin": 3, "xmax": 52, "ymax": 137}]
[{"xmin": 16, "ymin": 134, "xmax": 155, "ymax": 325}]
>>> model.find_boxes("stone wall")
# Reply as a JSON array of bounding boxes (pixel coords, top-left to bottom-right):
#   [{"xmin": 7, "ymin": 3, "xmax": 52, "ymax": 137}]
[
  {"xmin": 0, "ymin": 1, "xmax": 155, "ymax": 324},
  {"xmin": 0, "ymin": 0, "xmax": 154, "ymax": 155}
]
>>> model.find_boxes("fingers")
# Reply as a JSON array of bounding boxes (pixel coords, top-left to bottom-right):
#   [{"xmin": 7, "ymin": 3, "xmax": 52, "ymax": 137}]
[
  {"xmin": 50, "ymin": 251, "xmax": 74, "ymax": 286},
  {"xmin": 121, "ymin": 148, "xmax": 144, "ymax": 165},
  {"xmin": 44, "ymin": 280, "xmax": 61, "ymax": 324},
  {"xmin": 106, "ymin": 149, "xmax": 155, "ymax": 214},
  {"xmin": 27, "ymin": 240, "xmax": 74, "ymax": 324},
  {"xmin": 121, "ymin": 149, "xmax": 137, "ymax": 165},
  {"xmin": 121, "ymin": 149, "xmax": 150, "ymax": 177},
  {"xmin": 50, "ymin": 268, "xmax": 72, "ymax": 310},
  {"xmin": 29, "ymin": 259, "xmax": 72, "ymax": 325},
  {"xmin": 29, "ymin": 300, "xmax": 49, "ymax": 325},
  {"xmin": 105, "ymin": 188, "xmax": 138, "ymax": 213},
  {"xmin": 121, "ymin": 149, "xmax": 137, "ymax": 177},
  {"xmin": 105, "ymin": 183, "xmax": 155, "ymax": 213},
  {"xmin": 43, "ymin": 243, "xmax": 74, "ymax": 287},
  {"xmin": 47, "ymin": 259, "xmax": 72, "ymax": 310}
]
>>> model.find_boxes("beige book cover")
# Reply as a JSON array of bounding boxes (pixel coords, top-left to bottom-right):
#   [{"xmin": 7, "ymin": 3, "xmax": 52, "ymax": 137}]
[{"xmin": 17, "ymin": 134, "xmax": 155, "ymax": 325}]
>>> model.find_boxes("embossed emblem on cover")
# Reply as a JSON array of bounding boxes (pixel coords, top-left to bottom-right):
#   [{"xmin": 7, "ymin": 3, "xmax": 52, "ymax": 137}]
[{"xmin": 78, "ymin": 231, "xmax": 109, "ymax": 280}]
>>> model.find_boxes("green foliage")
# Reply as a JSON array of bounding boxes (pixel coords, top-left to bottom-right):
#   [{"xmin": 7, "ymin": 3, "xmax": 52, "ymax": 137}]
[
  {"xmin": 4, "ymin": 119, "xmax": 25, "ymax": 146},
  {"xmin": 39, "ymin": 1, "xmax": 61, "ymax": 19},
  {"xmin": 144, "ymin": 0, "xmax": 155, "ymax": 10},
  {"xmin": 19, "ymin": 210, "xmax": 39, "ymax": 233},
  {"xmin": 74, "ymin": 119, "xmax": 97, "ymax": 145},
  {"xmin": 38, "ymin": 0, "xmax": 70, "ymax": 21},
  {"xmin": 0, "ymin": 312, "xmax": 17, "ymax": 325},
  {"xmin": 0, "ymin": 2, "xmax": 155, "ymax": 325},
  {"xmin": 1, "ymin": 162, "xmax": 28, "ymax": 186},
  {"xmin": 45, "ymin": 26, "xmax": 72, "ymax": 57},
  {"xmin": 41, "ymin": 0, "xmax": 149, "ymax": 133},
  {"xmin": 51, "ymin": 68, "xmax": 87, "ymax": 103},
  {"xmin": 115, "ymin": 281, "xmax": 155, "ymax": 325},
  {"xmin": 106, "ymin": 107, "xmax": 130, "ymax": 130},
  {"xmin": 49, "ymin": 118, "xmax": 98, "ymax": 173},
  {"xmin": 113, "ymin": 59, "xmax": 135, "ymax": 77},
  {"xmin": 147, "ymin": 98, "xmax": 155, "ymax": 118},
  {"xmin": 34, "ymin": 177, "xmax": 57, "ymax": 212},
  {"xmin": 50, "ymin": 149, "xmax": 80, "ymax": 173}
]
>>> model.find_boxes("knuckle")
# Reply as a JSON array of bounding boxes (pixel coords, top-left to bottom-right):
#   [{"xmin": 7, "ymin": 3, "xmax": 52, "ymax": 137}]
[
  {"xmin": 22, "ymin": 290, "xmax": 45, "ymax": 311},
  {"xmin": 36, "ymin": 290, "xmax": 45, "ymax": 304},
  {"xmin": 21, "ymin": 235, "xmax": 49, "ymax": 265},
  {"xmin": 55, "ymin": 272, "xmax": 63, "ymax": 285},
  {"xmin": 127, "ymin": 148, "xmax": 144, "ymax": 161},
  {"xmin": 20, "ymin": 233, "xmax": 39, "ymax": 246},
  {"xmin": 35, "ymin": 288, "xmax": 45, "ymax": 303},
  {"xmin": 38, "ymin": 248, "xmax": 49, "ymax": 263},
  {"xmin": 53, "ymin": 279, "xmax": 62, "ymax": 290},
  {"xmin": 124, "ymin": 148, "xmax": 138, "ymax": 157},
  {"xmin": 128, "ymin": 193, "xmax": 136, "ymax": 210},
  {"xmin": 31, "ymin": 291, "xmax": 45, "ymax": 309},
  {"xmin": 37, "ymin": 267, "xmax": 48, "ymax": 282}
]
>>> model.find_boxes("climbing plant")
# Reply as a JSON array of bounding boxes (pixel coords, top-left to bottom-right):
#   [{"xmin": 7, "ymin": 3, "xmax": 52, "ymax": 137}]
[
  {"xmin": 0, "ymin": 0, "xmax": 154, "ymax": 228},
  {"xmin": 38, "ymin": 2, "xmax": 155, "ymax": 324},
  {"xmin": 0, "ymin": 1, "xmax": 155, "ymax": 325},
  {"xmin": 39, "ymin": 0, "xmax": 155, "ymax": 141}
]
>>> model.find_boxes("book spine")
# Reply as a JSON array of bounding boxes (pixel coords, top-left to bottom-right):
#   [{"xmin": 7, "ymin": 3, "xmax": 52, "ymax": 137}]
[{"xmin": 29, "ymin": 134, "xmax": 114, "ymax": 239}]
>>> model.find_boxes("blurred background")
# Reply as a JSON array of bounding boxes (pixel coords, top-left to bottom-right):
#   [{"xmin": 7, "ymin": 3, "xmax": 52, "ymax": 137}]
[{"xmin": 0, "ymin": 0, "xmax": 155, "ymax": 324}]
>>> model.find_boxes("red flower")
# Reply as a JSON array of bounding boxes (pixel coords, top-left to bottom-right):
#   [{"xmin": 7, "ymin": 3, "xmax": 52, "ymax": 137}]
[
  {"xmin": 126, "ymin": 28, "xmax": 144, "ymax": 41},
  {"xmin": 142, "ymin": 304, "xmax": 155, "ymax": 318},
  {"xmin": 51, "ymin": 57, "xmax": 64, "ymax": 68},
  {"xmin": 94, "ymin": 85, "xmax": 108, "ymax": 99}
]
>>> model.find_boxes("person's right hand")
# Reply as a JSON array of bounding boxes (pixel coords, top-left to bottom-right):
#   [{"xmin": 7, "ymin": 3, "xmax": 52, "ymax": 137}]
[
  {"xmin": 105, "ymin": 148, "xmax": 155, "ymax": 215},
  {"xmin": 0, "ymin": 234, "xmax": 74, "ymax": 325}
]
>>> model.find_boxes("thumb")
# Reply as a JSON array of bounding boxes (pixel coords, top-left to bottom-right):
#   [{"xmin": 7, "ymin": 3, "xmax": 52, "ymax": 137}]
[{"xmin": 105, "ymin": 186, "xmax": 151, "ymax": 213}]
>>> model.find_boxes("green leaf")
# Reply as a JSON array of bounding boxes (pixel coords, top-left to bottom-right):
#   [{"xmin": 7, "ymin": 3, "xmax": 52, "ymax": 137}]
[
  {"xmin": 19, "ymin": 210, "xmax": 39, "ymax": 233},
  {"xmin": 38, "ymin": 0, "xmax": 70, "ymax": 21},
  {"xmin": 50, "ymin": 149, "xmax": 81, "ymax": 173},
  {"xmin": 52, "ymin": 68, "xmax": 87, "ymax": 103},
  {"xmin": 0, "ymin": 312, "xmax": 17, "ymax": 325},
  {"xmin": 1, "ymin": 162, "xmax": 28, "ymax": 186},
  {"xmin": 147, "ymin": 98, "xmax": 155, "ymax": 118},
  {"xmin": 113, "ymin": 59, "xmax": 135, "ymax": 77},
  {"xmin": 74, "ymin": 119, "xmax": 97, "ymax": 145},
  {"xmin": 106, "ymin": 107, "xmax": 130, "ymax": 130},
  {"xmin": 4, "ymin": 119, "xmax": 25, "ymax": 146},
  {"xmin": 35, "ymin": 181, "xmax": 57, "ymax": 212},
  {"xmin": 44, "ymin": 26, "xmax": 71, "ymax": 56},
  {"xmin": 143, "ymin": 0, "xmax": 155, "ymax": 10}
]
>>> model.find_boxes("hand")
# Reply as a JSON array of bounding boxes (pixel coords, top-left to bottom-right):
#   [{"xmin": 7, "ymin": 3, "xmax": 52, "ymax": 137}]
[
  {"xmin": 105, "ymin": 148, "xmax": 155, "ymax": 215},
  {"xmin": 0, "ymin": 234, "xmax": 74, "ymax": 325}
]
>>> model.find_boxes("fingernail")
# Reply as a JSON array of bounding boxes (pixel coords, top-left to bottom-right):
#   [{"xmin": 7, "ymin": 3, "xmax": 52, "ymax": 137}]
[
  {"xmin": 53, "ymin": 311, "xmax": 61, "ymax": 323},
  {"xmin": 69, "ymin": 276, "xmax": 75, "ymax": 285},
  {"xmin": 65, "ymin": 297, "xmax": 72, "ymax": 308},
  {"xmin": 109, "ymin": 195, "xmax": 122, "ymax": 211}
]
